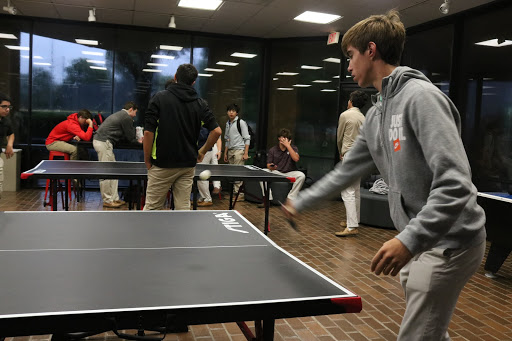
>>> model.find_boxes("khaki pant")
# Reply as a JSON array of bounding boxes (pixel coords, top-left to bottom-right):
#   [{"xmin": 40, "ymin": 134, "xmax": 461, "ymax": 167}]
[
  {"xmin": 398, "ymin": 241, "xmax": 485, "ymax": 341},
  {"xmin": 0, "ymin": 156, "xmax": 3, "ymax": 199},
  {"xmin": 144, "ymin": 165, "xmax": 195, "ymax": 210},
  {"xmin": 93, "ymin": 140, "xmax": 120, "ymax": 204},
  {"xmin": 227, "ymin": 149, "xmax": 245, "ymax": 194},
  {"xmin": 259, "ymin": 169, "xmax": 305, "ymax": 200},
  {"xmin": 197, "ymin": 145, "xmax": 221, "ymax": 202},
  {"xmin": 341, "ymin": 179, "xmax": 361, "ymax": 228},
  {"xmin": 46, "ymin": 141, "xmax": 78, "ymax": 160}
]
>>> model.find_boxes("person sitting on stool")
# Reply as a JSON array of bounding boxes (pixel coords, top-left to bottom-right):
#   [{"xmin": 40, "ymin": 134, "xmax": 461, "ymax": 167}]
[{"xmin": 259, "ymin": 128, "xmax": 305, "ymax": 206}]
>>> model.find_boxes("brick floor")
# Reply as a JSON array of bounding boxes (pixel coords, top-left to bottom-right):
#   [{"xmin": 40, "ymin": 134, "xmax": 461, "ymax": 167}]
[{"xmin": 2, "ymin": 188, "xmax": 511, "ymax": 341}]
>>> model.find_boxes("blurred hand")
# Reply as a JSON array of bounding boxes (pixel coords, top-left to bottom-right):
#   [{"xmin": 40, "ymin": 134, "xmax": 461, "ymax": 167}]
[
  {"xmin": 5, "ymin": 145, "xmax": 14, "ymax": 159},
  {"xmin": 371, "ymin": 238, "xmax": 413, "ymax": 276},
  {"xmin": 73, "ymin": 136, "xmax": 81, "ymax": 141},
  {"xmin": 144, "ymin": 159, "xmax": 152, "ymax": 170},
  {"xmin": 138, "ymin": 137, "xmax": 143, "ymax": 143},
  {"xmin": 86, "ymin": 118, "xmax": 93, "ymax": 126},
  {"xmin": 197, "ymin": 150, "xmax": 205, "ymax": 163},
  {"xmin": 279, "ymin": 137, "xmax": 291, "ymax": 148},
  {"xmin": 242, "ymin": 153, "xmax": 249, "ymax": 161},
  {"xmin": 216, "ymin": 151, "xmax": 221, "ymax": 160}
]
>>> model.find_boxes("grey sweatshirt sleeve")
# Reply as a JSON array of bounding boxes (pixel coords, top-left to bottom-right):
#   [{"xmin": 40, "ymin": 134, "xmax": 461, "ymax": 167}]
[
  {"xmin": 294, "ymin": 125, "xmax": 376, "ymax": 212},
  {"xmin": 394, "ymin": 89, "xmax": 478, "ymax": 255}
]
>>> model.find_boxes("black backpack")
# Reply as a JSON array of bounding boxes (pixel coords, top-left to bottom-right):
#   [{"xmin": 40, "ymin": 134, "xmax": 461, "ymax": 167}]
[{"xmin": 236, "ymin": 119, "xmax": 256, "ymax": 149}]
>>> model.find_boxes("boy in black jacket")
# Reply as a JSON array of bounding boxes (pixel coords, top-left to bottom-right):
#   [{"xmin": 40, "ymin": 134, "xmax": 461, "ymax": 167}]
[{"xmin": 143, "ymin": 64, "xmax": 221, "ymax": 210}]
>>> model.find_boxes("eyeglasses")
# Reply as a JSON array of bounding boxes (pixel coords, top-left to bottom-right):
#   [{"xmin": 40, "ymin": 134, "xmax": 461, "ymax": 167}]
[{"xmin": 0, "ymin": 105, "xmax": 13, "ymax": 110}]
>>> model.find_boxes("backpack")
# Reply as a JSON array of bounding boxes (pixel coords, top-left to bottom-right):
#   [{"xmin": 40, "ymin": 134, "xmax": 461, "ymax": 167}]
[{"xmin": 236, "ymin": 118, "xmax": 256, "ymax": 150}]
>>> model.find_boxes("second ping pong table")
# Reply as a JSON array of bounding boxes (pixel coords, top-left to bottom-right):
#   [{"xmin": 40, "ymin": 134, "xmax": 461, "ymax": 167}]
[
  {"xmin": 21, "ymin": 160, "xmax": 294, "ymax": 234},
  {"xmin": 0, "ymin": 210, "xmax": 362, "ymax": 341}
]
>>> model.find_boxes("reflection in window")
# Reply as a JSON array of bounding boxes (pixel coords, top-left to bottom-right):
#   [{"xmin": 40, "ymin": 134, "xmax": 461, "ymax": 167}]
[
  {"xmin": 193, "ymin": 36, "xmax": 263, "ymax": 153},
  {"xmin": 269, "ymin": 40, "xmax": 340, "ymax": 180}
]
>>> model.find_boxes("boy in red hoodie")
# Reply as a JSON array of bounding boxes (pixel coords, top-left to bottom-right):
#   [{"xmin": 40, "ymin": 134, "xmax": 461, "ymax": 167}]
[{"xmin": 46, "ymin": 109, "xmax": 93, "ymax": 160}]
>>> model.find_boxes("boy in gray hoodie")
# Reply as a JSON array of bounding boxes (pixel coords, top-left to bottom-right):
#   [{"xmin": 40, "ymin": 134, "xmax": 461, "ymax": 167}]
[{"xmin": 282, "ymin": 10, "xmax": 486, "ymax": 341}]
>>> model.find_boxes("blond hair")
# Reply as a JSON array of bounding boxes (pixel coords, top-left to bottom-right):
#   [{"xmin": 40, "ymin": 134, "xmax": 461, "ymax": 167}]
[{"xmin": 341, "ymin": 10, "xmax": 405, "ymax": 66}]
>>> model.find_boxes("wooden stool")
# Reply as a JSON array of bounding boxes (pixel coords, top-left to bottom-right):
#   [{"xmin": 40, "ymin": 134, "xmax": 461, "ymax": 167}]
[{"xmin": 44, "ymin": 151, "xmax": 72, "ymax": 210}]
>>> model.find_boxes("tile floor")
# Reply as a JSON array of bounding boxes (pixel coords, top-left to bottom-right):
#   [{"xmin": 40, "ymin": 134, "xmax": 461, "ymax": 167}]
[{"xmin": 1, "ymin": 189, "xmax": 511, "ymax": 341}]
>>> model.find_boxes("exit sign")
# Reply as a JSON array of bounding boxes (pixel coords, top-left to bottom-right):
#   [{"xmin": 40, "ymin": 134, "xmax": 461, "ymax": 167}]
[{"xmin": 327, "ymin": 32, "xmax": 340, "ymax": 45}]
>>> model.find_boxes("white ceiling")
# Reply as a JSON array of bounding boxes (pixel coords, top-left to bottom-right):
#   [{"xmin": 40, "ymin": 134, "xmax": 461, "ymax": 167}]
[{"xmin": 7, "ymin": 0, "xmax": 497, "ymax": 38}]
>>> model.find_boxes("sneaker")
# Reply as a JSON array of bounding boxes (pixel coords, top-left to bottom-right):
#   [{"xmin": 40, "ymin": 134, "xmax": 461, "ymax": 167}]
[
  {"xmin": 485, "ymin": 271, "xmax": 499, "ymax": 279},
  {"xmin": 339, "ymin": 221, "xmax": 347, "ymax": 228},
  {"xmin": 212, "ymin": 187, "xmax": 221, "ymax": 194},
  {"xmin": 335, "ymin": 227, "xmax": 358, "ymax": 237},
  {"xmin": 115, "ymin": 200, "xmax": 126, "ymax": 205},
  {"xmin": 197, "ymin": 200, "xmax": 213, "ymax": 207},
  {"xmin": 103, "ymin": 201, "xmax": 123, "ymax": 208}
]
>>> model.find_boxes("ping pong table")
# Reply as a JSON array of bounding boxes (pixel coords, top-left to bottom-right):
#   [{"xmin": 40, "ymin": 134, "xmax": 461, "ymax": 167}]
[
  {"xmin": 21, "ymin": 160, "xmax": 293, "ymax": 234},
  {"xmin": 477, "ymin": 192, "xmax": 512, "ymax": 277},
  {"xmin": 0, "ymin": 210, "xmax": 362, "ymax": 340}
]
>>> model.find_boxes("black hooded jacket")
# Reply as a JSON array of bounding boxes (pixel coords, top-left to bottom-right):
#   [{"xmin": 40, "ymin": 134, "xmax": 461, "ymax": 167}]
[{"xmin": 145, "ymin": 82, "xmax": 218, "ymax": 168}]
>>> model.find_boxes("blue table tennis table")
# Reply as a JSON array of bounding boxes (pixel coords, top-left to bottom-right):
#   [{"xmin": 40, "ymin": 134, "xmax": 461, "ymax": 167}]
[{"xmin": 0, "ymin": 210, "xmax": 362, "ymax": 341}]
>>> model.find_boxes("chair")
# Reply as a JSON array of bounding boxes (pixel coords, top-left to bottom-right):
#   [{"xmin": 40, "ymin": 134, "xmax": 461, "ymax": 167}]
[{"xmin": 44, "ymin": 151, "xmax": 72, "ymax": 210}]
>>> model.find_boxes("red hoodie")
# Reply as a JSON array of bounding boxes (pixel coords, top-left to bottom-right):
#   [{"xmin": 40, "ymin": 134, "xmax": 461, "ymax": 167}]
[{"xmin": 46, "ymin": 113, "xmax": 93, "ymax": 145}]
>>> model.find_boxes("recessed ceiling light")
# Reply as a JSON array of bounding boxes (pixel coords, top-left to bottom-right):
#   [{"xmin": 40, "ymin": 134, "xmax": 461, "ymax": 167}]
[
  {"xmin": 323, "ymin": 57, "xmax": 340, "ymax": 63},
  {"xmin": 333, "ymin": 75, "xmax": 340, "ymax": 78},
  {"xmin": 0, "ymin": 33, "xmax": 17, "ymax": 39},
  {"xmin": 160, "ymin": 45, "xmax": 183, "ymax": 51},
  {"xmin": 90, "ymin": 66, "xmax": 107, "ymax": 70},
  {"xmin": 82, "ymin": 51, "xmax": 103, "ymax": 56},
  {"xmin": 313, "ymin": 80, "xmax": 331, "ymax": 83},
  {"xmin": 345, "ymin": 75, "xmax": 352, "ymax": 78},
  {"xmin": 204, "ymin": 68, "xmax": 224, "ymax": 72},
  {"xmin": 151, "ymin": 54, "xmax": 175, "ymax": 60},
  {"xmin": 86, "ymin": 59, "xmax": 105, "ymax": 64},
  {"xmin": 277, "ymin": 88, "xmax": 293, "ymax": 91},
  {"xmin": 273, "ymin": 78, "xmax": 278, "ymax": 81},
  {"xmin": 321, "ymin": 89, "xmax": 337, "ymax": 92},
  {"xmin": 294, "ymin": 11, "xmax": 341, "ymax": 24},
  {"xmin": 178, "ymin": 0, "xmax": 222, "ymax": 11},
  {"xmin": 75, "ymin": 39, "xmax": 98, "ymax": 46},
  {"xmin": 475, "ymin": 38, "xmax": 512, "ymax": 47},
  {"xmin": 33, "ymin": 62, "xmax": 51, "ymax": 66},
  {"xmin": 216, "ymin": 61, "xmax": 238, "ymax": 66},
  {"xmin": 301, "ymin": 65, "xmax": 322, "ymax": 70},
  {"xmin": 142, "ymin": 69, "xmax": 162, "ymax": 73},
  {"xmin": 294, "ymin": 84, "xmax": 311, "ymax": 87},
  {"xmin": 231, "ymin": 52, "xmax": 257, "ymax": 58},
  {"xmin": 198, "ymin": 73, "xmax": 213, "ymax": 77},
  {"xmin": 276, "ymin": 72, "xmax": 298, "ymax": 76},
  {"xmin": 5, "ymin": 45, "xmax": 29, "ymax": 50},
  {"xmin": 147, "ymin": 63, "xmax": 168, "ymax": 67}
]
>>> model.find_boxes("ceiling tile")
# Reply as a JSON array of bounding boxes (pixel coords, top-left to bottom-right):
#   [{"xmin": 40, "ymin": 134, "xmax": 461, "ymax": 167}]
[
  {"xmin": 11, "ymin": 0, "xmax": 59, "ymax": 18},
  {"xmin": 96, "ymin": 8, "xmax": 133, "ymax": 26}
]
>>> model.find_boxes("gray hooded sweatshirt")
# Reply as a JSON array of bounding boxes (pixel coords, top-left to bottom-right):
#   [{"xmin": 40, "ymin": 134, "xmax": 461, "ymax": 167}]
[{"xmin": 294, "ymin": 66, "xmax": 486, "ymax": 256}]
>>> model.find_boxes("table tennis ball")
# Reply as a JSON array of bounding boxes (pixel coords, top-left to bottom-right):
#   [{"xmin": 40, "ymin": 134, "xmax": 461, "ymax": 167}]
[{"xmin": 199, "ymin": 170, "xmax": 211, "ymax": 180}]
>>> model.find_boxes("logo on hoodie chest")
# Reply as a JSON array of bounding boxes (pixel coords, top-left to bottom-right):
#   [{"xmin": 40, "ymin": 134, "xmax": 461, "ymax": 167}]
[{"xmin": 389, "ymin": 114, "xmax": 406, "ymax": 152}]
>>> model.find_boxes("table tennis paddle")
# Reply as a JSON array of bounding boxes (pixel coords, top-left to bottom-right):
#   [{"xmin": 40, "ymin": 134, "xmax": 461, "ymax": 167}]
[{"xmin": 278, "ymin": 201, "xmax": 299, "ymax": 231}]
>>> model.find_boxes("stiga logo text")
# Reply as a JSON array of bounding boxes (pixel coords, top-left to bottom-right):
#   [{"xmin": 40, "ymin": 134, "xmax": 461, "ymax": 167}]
[{"xmin": 214, "ymin": 212, "xmax": 248, "ymax": 233}]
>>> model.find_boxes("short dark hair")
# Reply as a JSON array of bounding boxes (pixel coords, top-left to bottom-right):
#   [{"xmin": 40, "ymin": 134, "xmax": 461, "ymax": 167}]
[
  {"xmin": 277, "ymin": 128, "xmax": 292, "ymax": 140},
  {"xmin": 349, "ymin": 90, "xmax": 369, "ymax": 109},
  {"xmin": 226, "ymin": 103, "xmax": 240, "ymax": 113},
  {"xmin": 77, "ymin": 109, "xmax": 92, "ymax": 120},
  {"xmin": 123, "ymin": 101, "xmax": 138, "ymax": 111},
  {"xmin": 0, "ymin": 93, "xmax": 12, "ymax": 103},
  {"xmin": 175, "ymin": 64, "xmax": 198, "ymax": 86}
]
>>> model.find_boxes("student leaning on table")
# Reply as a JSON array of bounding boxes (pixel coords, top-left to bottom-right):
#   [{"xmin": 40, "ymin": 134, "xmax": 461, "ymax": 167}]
[{"xmin": 0, "ymin": 92, "xmax": 14, "ymax": 199}]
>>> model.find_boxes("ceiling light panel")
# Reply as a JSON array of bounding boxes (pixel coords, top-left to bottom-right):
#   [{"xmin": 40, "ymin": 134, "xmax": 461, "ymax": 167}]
[
  {"xmin": 151, "ymin": 54, "xmax": 175, "ymax": 60},
  {"xmin": 294, "ymin": 11, "xmax": 342, "ymax": 24},
  {"xmin": 216, "ymin": 61, "xmax": 238, "ymax": 66},
  {"xmin": 142, "ymin": 69, "xmax": 162, "ymax": 73},
  {"xmin": 0, "ymin": 33, "xmax": 17, "ymax": 39},
  {"xmin": 313, "ymin": 80, "xmax": 331, "ymax": 83},
  {"xmin": 323, "ymin": 57, "xmax": 340, "ymax": 63},
  {"xmin": 75, "ymin": 39, "xmax": 98, "ymax": 46},
  {"xmin": 276, "ymin": 72, "xmax": 298, "ymax": 76},
  {"xmin": 198, "ymin": 73, "xmax": 213, "ymax": 77},
  {"xmin": 5, "ymin": 45, "xmax": 29, "ymax": 50},
  {"xmin": 231, "ymin": 52, "xmax": 257, "ymax": 58},
  {"xmin": 301, "ymin": 65, "xmax": 322, "ymax": 70},
  {"xmin": 160, "ymin": 45, "xmax": 183, "ymax": 51},
  {"xmin": 204, "ymin": 68, "xmax": 224, "ymax": 72},
  {"xmin": 86, "ymin": 59, "xmax": 105, "ymax": 64},
  {"xmin": 277, "ymin": 88, "xmax": 293, "ymax": 91},
  {"xmin": 147, "ymin": 63, "xmax": 168, "ymax": 67},
  {"xmin": 294, "ymin": 84, "xmax": 311, "ymax": 87},
  {"xmin": 82, "ymin": 51, "xmax": 103, "ymax": 56},
  {"xmin": 90, "ymin": 66, "xmax": 107, "ymax": 70},
  {"xmin": 178, "ymin": 0, "xmax": 222, "ymax": 11},
  {"xmin": 475, "ymin": 39, "xmax": 512, "ymax": 47}
]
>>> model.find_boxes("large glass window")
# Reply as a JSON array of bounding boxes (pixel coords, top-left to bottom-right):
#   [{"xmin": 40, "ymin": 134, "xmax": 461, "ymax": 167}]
[
  {"xmin": 0, "ymin": 17, "xmax": 31, "ymax": 144},
  {"xmin": 31, "ymin": 22, "xmax": 117, "ymax": 144},
  {"xmin": 192, "ymin": 36, "xmax": 263, "ymax": 154},
  {"xmin": 113, "ymin": 29, "xmax": 191, "ymax": 127},
  {"xmin": 402, "ymin": 24, "xmax": 454, "ymax": 95},
  {"xmin": 460, "ymin": 4, "xmax": 512, "ymax": 193},
  {"xmin": 268, "ymin": 40, "xmax": 341, "ymax": 179}
]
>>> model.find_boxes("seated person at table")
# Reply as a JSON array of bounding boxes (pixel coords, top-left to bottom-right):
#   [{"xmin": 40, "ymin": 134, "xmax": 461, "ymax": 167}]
[
  {"xmin": 45, "ymin": 109, "xmax": 93, "ymax": 160},
  {"xmin": 93, "ymin": 101, "xmax": 142, "ymax": 208},
  {"xmin": 260, "ymin": 128, "xmax": 305, "ymax": 202}
]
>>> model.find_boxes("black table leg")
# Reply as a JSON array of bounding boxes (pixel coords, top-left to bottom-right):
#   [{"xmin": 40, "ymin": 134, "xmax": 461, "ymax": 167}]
[
  {"xmin": 229, "ymin": 182, "xmax": 234, "ymax": 210},
  {"xmin": 264, "ymin": 182, "xmax": 270, "ymax": 235},
  {"xmin": 64, "ymin": 178, "xmax": 69, "ymax": 211},
  {"xmin": 128, "ymin": 180, "xmax": 133, "ymax": 210},
  {"xmin": 136, "ymin": 179, "xmax": 141, "ymax": 210},
  {"xmin": 193, "ymin": 179, "xmax": 198, "ymax": 210},
  {"xmin": 52, "ymin": 179, "xmax": 57, "ymax": 211}
]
